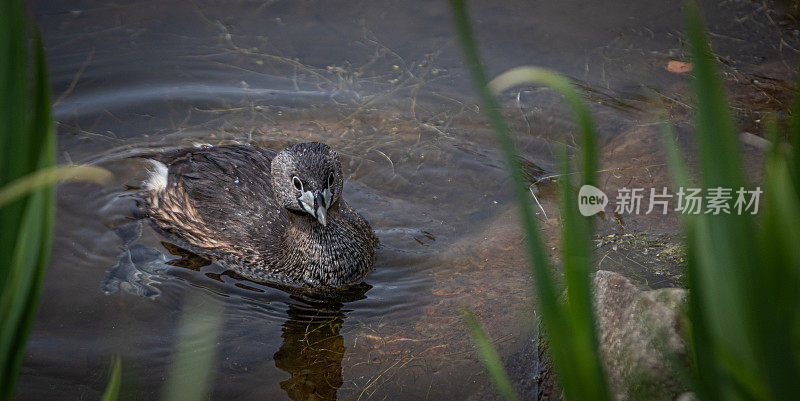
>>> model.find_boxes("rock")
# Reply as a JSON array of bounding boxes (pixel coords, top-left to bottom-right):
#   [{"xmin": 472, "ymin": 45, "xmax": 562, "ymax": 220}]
[
  {"xmin": 675, "ymin": 392, "xmax": 698, "ymax": 401},
  {"xmin": 593, "ymin": 270, "xmax": 690, "ymax": 401}
]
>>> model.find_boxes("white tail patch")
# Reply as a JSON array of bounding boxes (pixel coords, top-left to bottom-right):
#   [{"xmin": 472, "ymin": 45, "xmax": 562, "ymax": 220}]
[{"xmin": 144, "ymin": 160, "xmax": 169, "ymax": 191}]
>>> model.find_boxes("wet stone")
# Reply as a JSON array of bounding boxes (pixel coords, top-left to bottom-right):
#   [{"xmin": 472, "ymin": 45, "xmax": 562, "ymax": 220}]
[{"xmin": 593, "ymin": 270, "xmax": 690, "ymax": 401}]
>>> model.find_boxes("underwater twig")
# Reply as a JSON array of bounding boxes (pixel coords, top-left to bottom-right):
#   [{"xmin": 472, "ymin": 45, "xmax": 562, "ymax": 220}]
[
  {"xmin": 53, "ymin": 46, "xmax": 94, "ymax": 107},
  {"xmin": 528, "ymin": 186, "xmax": 549, "ymax": 220},
  {"xmin": 373, "ymin": 149, "xmax": 396, "ymax": 176}
]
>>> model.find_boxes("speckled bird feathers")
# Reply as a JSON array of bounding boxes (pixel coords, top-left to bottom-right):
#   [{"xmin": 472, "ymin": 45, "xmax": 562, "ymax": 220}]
[{"xmin": 143, "ymin": 143, "xmax": 376, "ymax": 287}]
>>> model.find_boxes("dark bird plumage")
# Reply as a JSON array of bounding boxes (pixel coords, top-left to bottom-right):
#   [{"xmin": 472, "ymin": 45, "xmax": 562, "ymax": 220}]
[{"xmin": 142, "ymin": 142, "xmax": 376, "ymax": 287}]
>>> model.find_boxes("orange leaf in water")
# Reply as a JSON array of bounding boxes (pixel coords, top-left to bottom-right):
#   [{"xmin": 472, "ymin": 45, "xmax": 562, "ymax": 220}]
[{"xmin": 666, "ymin": 60, "xmax": 694, "ymax": 73}]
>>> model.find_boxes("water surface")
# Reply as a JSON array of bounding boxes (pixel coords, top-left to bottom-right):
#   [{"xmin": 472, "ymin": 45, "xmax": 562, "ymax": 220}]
[{"xmin": 20, "ymin": 0, "xmax": 797, "ymax": 399}]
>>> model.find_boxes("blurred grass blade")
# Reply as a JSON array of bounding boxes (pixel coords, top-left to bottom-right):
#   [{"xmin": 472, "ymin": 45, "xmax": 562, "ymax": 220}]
[
  {"xmin": 556, "ymin": 142, "xmax": 607, "ymax": 396},
  {"xmin": 659, "ymin": 120, "xmax": 691, "ymax": 191},
  {"xmin": 0, "ymin": 5, "xmax": 57, "ymax": 398},
  {"xmin": 461, "ymin": 309, "xmax": 519, "ymax": 401},
  {"xmin": 448, "ymin": 0, "xmax": 548, "ymax": 282},
  {"xmin": 789, "ymin": 65, "xmax": 800, "ymax": 199},
  {"xmin": 685, "ymin": 1, "xmax": 746, "ymax": 189},
  {"xmin": 101, "ymin": 356, "xmax": 122, "ymax": 401},
  {"xmin": 682, "ymin": 2, "xmax": 766, "ymax": 399},
  {"xmin": 164, "ymin": 295, "xmax": 224, "ymax": 401},
  {"xmin": 489, "ymin": 67, "xmax": 597, "ymax": 185},
  {"xmin": 489, "ymin": 66, "xmax": 607, "ymax": 399},
  {"xmin": 450, "ymin": 0, "xmax": 609, "ymax": 399},
  {"xmin": 751, "ymin": 120, "xmax": 800, "ymax": 398},
  {"xmin": 0, "ymin": 165, "xmax": 111, "ymax": 208},
  {"xmin": 659, "ymin": 121, "xmax": 705, "ymax": 397}
]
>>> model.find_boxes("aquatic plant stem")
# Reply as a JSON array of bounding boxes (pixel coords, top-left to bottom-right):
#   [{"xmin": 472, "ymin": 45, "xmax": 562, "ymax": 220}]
[
  {"xmin": 0, "ymin": 15, "xmax": 57, "ymax": 398},
  {"xmin": 461, "ymin": 309, "xmax": 519, "ymax": 401},
  {"xmin": 449, "ymin": 0, "xmax": 609, "ymax": 399}
]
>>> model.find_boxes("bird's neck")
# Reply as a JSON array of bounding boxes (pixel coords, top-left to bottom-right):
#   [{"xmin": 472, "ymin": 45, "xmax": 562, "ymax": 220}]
[{"xmin": 281, "ymin": 204, "xmax": 347, "ymax": 285}]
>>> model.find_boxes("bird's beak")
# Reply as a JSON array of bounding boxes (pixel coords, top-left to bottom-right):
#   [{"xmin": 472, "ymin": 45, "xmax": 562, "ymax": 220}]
[{"xmin": 314, "ymin": 190, "xmax": 327, "ymax": 226}]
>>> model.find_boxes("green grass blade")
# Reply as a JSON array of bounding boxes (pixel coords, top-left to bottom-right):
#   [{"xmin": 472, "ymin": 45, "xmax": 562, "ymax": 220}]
[
  {"xmin": 683, "ymin": 3, "xmax": 765, "ymax": 399},
  {"xmin": 448, "ymin": 0, "xmax": 549, "ymax": 285},
  {"xmin": 164, "ymin": 295, "xmax": 224, "ymax": 401},
  {"xmin": 489, "ymin": 67, "xmax": 598, "ymax": 185},
  {"xmin": 0, "ymin": 165, "xmax": 111, "ymax": 208},
  {"xmin": 461, "ymin": 309, "xmax": 520, "ymax": 401},
  {"xmin": 0, "ymin": 0, "xmax": 30, "ymax": 301},
  {"xmin": 685, "ymin": 1, "xmax": 746, "ymax": 189},
  {"xmin": 450, "ymin": 1, "xmax": 609, "ymax": 399},
  {"xmin": 447, "ymin": 3, "xmax": 562, "ymax": 394},
  {"xmin": 0, "ymin": 13, "xmax": 57, "ymax": 399},
  {"xmin": 490, "ymin": 68, "xmax": 607, "ymax": 397},
  {"xmin": 658, "ymin": 120, "xmax": 714, "ymax": 399},
  {"xmin": 788, "ymin": 66, "xmax": 800, "ymax": 200},
  {"xmin": 101, "ymin": 356, "xmax": 122, "ymax": 401},
  {"xmin": 0, "ymin": 190, "xmax": 47, "ymax": 398},
  {"xmin": 659, "ymin": 121, "xmax": 691, "ymax": 190},
  {"xmin": 557, "ymin": 144, "xmax": 607, "ymax": 396},
  {"xmin": 750, "ymin": 121, "xmax": 800, "ymax": 398}
]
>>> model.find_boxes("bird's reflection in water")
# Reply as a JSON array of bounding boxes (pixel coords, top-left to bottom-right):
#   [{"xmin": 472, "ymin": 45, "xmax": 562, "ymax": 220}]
[
  {"xmin": 102, "ymin": 227, "xmax": 370, "ymax": 401},
  {"xmin": 275, "ymin": 300, "xmax": 344, "ymax": 400},
  {"xmin": 273, "ymin": 284, "xmax": 370, "ymax": 401}
]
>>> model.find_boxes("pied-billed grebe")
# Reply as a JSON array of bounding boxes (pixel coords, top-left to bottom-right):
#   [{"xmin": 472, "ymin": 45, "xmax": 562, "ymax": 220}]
[{"xmin": 142, "ymin": 142, "xmax": 376, "ymax": 287}]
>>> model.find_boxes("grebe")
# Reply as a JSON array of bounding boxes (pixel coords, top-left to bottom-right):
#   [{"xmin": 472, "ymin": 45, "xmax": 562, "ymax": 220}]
[{"xmin": 142, "ymin": 142, "xmax": 376, "ymax": 287}]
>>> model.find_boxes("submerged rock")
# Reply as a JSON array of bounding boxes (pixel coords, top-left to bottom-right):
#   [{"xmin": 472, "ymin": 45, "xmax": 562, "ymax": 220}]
[{"xmin": 593, "ymin": 270, "xmax": 689, "ymax": 401}]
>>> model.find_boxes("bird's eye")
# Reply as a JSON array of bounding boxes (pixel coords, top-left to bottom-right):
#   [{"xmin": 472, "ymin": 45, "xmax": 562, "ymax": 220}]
[
  {"xmin": 327, "ymin": 172, "xmax": 334, "ymax": 188},
  {"xmin": 292, "ymin": 176, "xmax": 303, "ymax": 191}
]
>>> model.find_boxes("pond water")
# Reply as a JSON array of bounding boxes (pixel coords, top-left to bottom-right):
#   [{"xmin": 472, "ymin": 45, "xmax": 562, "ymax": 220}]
[{"xmin": 19, "ymin": 0, "xmax": 797, "ymax": 399}]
